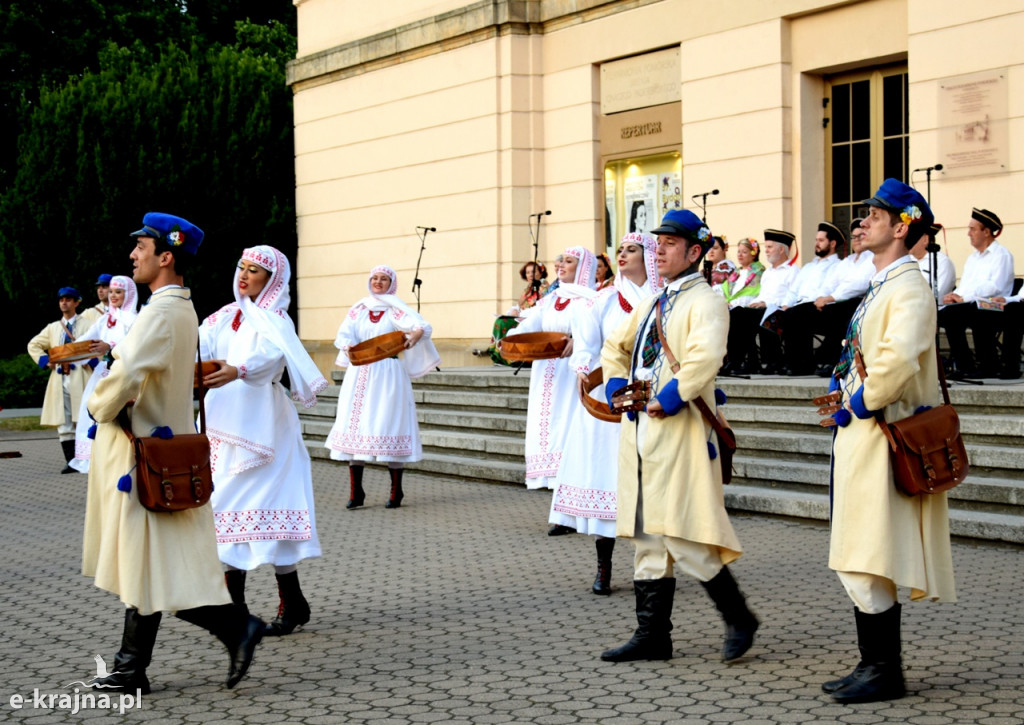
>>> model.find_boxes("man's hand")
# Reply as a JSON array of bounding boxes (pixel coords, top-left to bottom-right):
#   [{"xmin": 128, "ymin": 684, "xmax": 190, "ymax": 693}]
[
  {"xmin": 814, "ymin": 296, "xmax": 834, "ymax": 310},
  {"xmin": 646, "ymin": 399, "xmax": 666, "ymax": 419},
  {"xmin": 750, "ymin": 301, "xmax": 766, "ymax": 309},
  {"xmin": 943, "ymin": 293, "xmax": 963, "ymax": 305},
  {"xmin": 89, "ymin": 341, "xmax": 111, "ymax": 355},
  {"xmin": 203, "ymin": 360, "xmax": 238, "ymax": 388}
]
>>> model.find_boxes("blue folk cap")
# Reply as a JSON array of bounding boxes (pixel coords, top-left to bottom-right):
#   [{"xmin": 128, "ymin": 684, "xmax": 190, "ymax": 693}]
[
  {"xmin": 130, "ymin": 212, "xmax": 204, "ymax": 255},
  {"xmin": 649, "ymin": 209, "xmax": 713, "ymax": 249},
  {"xmin": 58, "ymin": 286, "xmax": 82, "ymax": 300},
  {"xmin": 862, "ymin": 178, "xmax": 934, "ymax": 229},
  {"xmin": 95, "ymin": 273, "xmax": 113, "ymax": 286}
]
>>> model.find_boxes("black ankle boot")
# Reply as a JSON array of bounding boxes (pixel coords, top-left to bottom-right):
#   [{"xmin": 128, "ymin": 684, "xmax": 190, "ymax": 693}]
[
  {"xmin": 600, "ymin": 578, "xmax": 675, "ymax": 661},
  {"xmin": 224, "ymin": 570, "xmax": 246, "ymax": 605},
  {"xmin": 592, "ymin": 538, "xmax": 614, "ymax": 596},
  {"xmin": 828, "ymin": 603, "xmax": 905, "ymax": 703},
  {"xmin": 264, "ymin": 571, "xmax": 311, "ymax": 637},
  {"xmin": 60, "ymin": 440, "xmax": 76, "ymax": 474},
  {"xmin": 701, "ymin": 566, "xmax": 759, "ymax": 662},
  {"xmin": 347, "ymin": 465, "xmax": 365, "ymax": 509},
  {"xmin": 385, "ymin": 467, "xmax": 404, "ymax": 508},
  {"xmin": 91, "ymin": 608, "xmax": 162, "ymax": 694},
  {"xmin": 175, "ymin": 603, "xmax": 264, "ymax": 689}
]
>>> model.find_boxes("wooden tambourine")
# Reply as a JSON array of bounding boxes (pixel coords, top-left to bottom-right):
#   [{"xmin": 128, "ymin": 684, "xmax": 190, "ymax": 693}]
[
  {"xmin": 194, "ymin": 361, "xmax": 221, "ymax": 389},
  {"xmin": 348, "ymin": 331, "xmax": 407, "ymax": 366},
  {"xmin": 579, "ymin": 369, "xmax": 620, "ymax": 423},
  {"xmin": 499, "ymin": 332, "xmax": 569, "ymax": 363},
  {"xmin": 48, "ymin": 341, "xmax": 96, "ymax": 364}
]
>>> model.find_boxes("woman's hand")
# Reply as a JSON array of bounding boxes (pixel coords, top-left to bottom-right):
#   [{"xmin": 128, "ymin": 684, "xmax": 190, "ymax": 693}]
[
  {"xmin": 203, "ymin": 360, "xmax": 238, "ymax": 389},
  {"xmin": 89, "ymin": 341, "xmax": 112, "ymax": 355},
  {"xmin": 559, "ymin": 337, "xmax": 574, "ymax": 358},
  {"xmin": 404, "ymin": 328, "xmax": 425, "ymax": 349}
]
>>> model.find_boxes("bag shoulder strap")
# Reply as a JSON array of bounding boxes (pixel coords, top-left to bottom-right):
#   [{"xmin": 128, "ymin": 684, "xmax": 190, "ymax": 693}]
[
  {"xmin": 118, "ymin": 340, "xmax": 206, "ymax": 441},
  {"xmin": 654, "ymin": 301, "xmax": 731, "ymax": 442}
]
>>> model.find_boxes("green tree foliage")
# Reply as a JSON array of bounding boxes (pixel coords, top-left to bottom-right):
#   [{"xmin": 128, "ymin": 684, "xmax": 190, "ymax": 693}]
[{"xmin": 0, "ymin": 18, "xmax": 298, "ymax": 354}]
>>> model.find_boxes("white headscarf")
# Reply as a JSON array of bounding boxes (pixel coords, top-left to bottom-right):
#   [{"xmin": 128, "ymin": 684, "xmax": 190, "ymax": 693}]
[
  {"xmin": 233, "ymin": 245, "xmax": 328, "ymax": 408},
  {"xmin": 554, "ymin": 246, "xmax": 599, "ymax": 299},
  {"xmin": 106, "ymin": 275, "xmax": 139, "ymax": 328},
  {"xmin": 613, "ymin": 232, "xmax": 662, "ymax": 307}
]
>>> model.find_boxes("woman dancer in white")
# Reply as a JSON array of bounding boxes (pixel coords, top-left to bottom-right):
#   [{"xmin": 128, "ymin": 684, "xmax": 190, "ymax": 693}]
[
  {"xmin": 504, "ymin": 246, "xmax": 598, "ymax": 534},
  {"xmin": 325, "ymin": 265, "xmax": 441, "ymax": 509},
  {"xmin": 69, "ymin": 275, "xmax": 139, "ymax": 473},
  {"xmin": 550, "ymin": 233, "xmax": 661, "ymax": 592},
  {"xmin": 200, "ymin": 245, "xmax": 328, "ymax": 636}
]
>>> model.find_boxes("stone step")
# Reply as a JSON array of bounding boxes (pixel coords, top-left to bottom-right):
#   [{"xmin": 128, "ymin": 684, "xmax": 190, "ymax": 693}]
[{"xmin": 420, "ymin": 429, "xmax": 524, "ymax": 459}]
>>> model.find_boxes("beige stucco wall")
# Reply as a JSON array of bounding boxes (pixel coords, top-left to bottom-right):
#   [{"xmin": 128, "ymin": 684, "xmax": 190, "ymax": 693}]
[{"xmin": 290, "ymin": 0, "xmax": 1024, "ymax": 371}]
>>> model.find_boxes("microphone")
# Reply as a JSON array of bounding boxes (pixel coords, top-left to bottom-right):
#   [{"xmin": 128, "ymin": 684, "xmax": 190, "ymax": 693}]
[
  {"xmin": 913, "ymin": 164, "xmax": 943, "ymax": 173},
  {"xmin": 416, "ymin": 226, "xmax": 436, "ymax": 232},
  {"xmin": 531, "ymin": 210, "xmax": 552, "ymax": 218},
  {"xmin": 691, "ymin": 189, "xmax": 719, "ymax": 200}
]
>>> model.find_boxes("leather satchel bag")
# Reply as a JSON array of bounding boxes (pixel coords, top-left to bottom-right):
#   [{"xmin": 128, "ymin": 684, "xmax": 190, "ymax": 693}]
[
  {"xmin": 857, "ymin": 349, "xmax": 969, "ymax": 496},
  {"xmin": 654, "ymin": 309, "xmax": 737, "ymax": 484},
  {"xmin": 118, "ymin": 345, "xmax": 214, "ymax": 513}
]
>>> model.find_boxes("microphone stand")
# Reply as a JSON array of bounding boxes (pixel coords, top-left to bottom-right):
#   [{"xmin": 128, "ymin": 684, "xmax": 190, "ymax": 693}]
[
  {"xmin": 515, "ymin": 212, "xmax": 549, "ymax": 377},
  {"xmin": 412, "ymin": 227, "xmax": 432, "ymax": 313},
  {"xmin": 695, "ymin": 193, "xmax": 711, "ymax": 222}
]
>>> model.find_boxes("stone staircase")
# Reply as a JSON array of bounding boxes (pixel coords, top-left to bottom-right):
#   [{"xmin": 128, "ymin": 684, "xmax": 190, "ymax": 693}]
[{"xmin": 297, "ymin": 366, "xmax": 1024, "ymax": 544}]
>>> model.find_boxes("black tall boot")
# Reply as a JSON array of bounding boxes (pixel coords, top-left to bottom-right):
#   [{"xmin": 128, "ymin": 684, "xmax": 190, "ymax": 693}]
[
  {"xmin": 264, "ymin": 570, "xmax": 311, "ymax": 637},
  {"xmin": 91, "ymin": 608, "xmax": 162, "ymax": 694},
  {"xmin": 385, "ymin": 467, "xmax": 404, "ymax": 508},
  {"xmin": 593, "ymin": 538, "xmax": 615, "ymax": 596},
  {"xmin": 600, "ymin": 578, "xmax": 675, "ymax": 661},
  {"xmin": 700, "ymin": 566, "xmax": 760, "ymax": 662},
  {"xmin": 347, "ymin": 465, "xmax": 365, "ymax": 509},
  {"xmin": 224, "ymin": 570, "xmax": 246, "ymax": 605},
  {"xmin": 60, "ymin": 439, "xmax": 76, "ymax": 474},
  {"xmin": 175, "ymin": 603, "xmax": 264, "ymax": 689},
  {"xmin": 828, "ymin": 603, "xmax": 905, "ymax": 703}
]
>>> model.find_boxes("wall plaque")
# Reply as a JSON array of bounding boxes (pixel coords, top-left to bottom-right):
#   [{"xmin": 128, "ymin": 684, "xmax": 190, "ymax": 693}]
[
  {"xmin": 601, "ymin": 47, "xmax": 680, "ymax": 115},
  {"xmin": 938, "ymin": 69, "xmax": 1008, "ymax": 177}
]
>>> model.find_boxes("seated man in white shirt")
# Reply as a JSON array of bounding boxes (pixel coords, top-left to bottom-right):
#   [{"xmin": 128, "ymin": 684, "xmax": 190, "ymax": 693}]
[
  {"xmin": 778, "ymin": 222, "xmax": 844, "ymax": 375},
  {"xmin": 910, "ymin": 223, "xmax": 956, "ymax": 302},
  {"xmin": 937, "ymin": 208, "xmax": 1015, "ymax": 378},
  {"xmin": 726, "ymin": 229, "xmax": 799, "ymax": 374}
]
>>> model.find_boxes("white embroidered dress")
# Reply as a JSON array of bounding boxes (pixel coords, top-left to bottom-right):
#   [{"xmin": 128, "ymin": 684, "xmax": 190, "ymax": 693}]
[
  {"xmin": 325, "ymin": 266, "xmax": 441, "ymax": 463},
  {"xmin": 507, "ymin": 246, "xmax": 599, "ymax": 490},
  {"xmin": 70, "ymin": 276, "xmax": 139, "ymax": 473},
  {"xmin": 550, "ymin": 234, "xmax": 662, "ymax": 534},
  {"xmin": 200, "ymin": 246, "xmax": 328, "ymax": 570}
]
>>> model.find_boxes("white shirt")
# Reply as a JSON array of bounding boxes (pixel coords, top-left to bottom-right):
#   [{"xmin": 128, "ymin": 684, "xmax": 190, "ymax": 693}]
[
  {"xmin": 915, "ymin": 250, "xmax": 956, "ymax": 302},
  {"xmin": 782, "ymin": 254, "xmax": 840, "ymax": 307},
  {"xmin": 754, "ymin": 261, "xmax": 800, "ymax": 307},
  {"xmin": 826, "ymin": 251, "xmax": 875, "ymax": 303},
  {"xmin": 951, "ymin": 240, "xmax": 1014, "ymax": 302}
]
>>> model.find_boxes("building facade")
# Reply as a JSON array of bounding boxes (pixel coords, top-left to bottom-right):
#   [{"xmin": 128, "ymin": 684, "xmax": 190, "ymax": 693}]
[{"xmin": 288, "ymin": 0, "xmax": 1024, "ymax": 368}]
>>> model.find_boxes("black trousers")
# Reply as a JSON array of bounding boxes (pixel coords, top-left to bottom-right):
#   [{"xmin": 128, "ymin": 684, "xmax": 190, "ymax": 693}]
[
  {"xmin": 728, "ymin": 306, "xmax": 765, "ymax": 368},
  {"xmin": 782, "ymin": 298, "xmax": 862, "ymax": 371},
  {"xmin": 938, "ymin": 302, "xmax": 1003, "ymax": 373},
  {"xmin": 1000, "ymin": 301, "xmax": 1024, "ymax": 377}
]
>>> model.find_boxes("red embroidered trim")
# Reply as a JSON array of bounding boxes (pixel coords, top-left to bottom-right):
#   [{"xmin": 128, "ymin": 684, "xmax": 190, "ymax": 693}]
[
  {"xmin": 554, "ymin": 297, "xmax": 570, "ymax": 311},
  {"xmin": 214, "ymin": 508, "xmax": 313, "ymax": 543},
  {"xmin": 369, "ymin": 310, "xmax": 385, "ymax": 324},
  {"xmin": 231, "ymin": 309, "xmax": 243, "ymax": 331},
  {"xmin": 618, "ymin": 293, "xmax": 633, "ymax": 313}
]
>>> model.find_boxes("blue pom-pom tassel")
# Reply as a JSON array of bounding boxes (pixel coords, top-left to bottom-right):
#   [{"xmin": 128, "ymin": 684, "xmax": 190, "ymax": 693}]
[
  {"xmin": 151, "ymin": 426, "xmax": 174, "ymax": 440},
  {"xmin": 117, "ymin": 474, "xmax": 133, "ymax": 493},
  {"xmin": 835, "ymin": 408, "xmax": 852, "ymax": 428},
  {"xmin": 714, "ymin": 388, "xmax": 727, "ymax": 406},
  {"xmin": 914, "ymin": 405, "xmax": 933, "ymax": 415},
  {"xmin": 707, "ymin": 441, "xmax": 718, "ymax": 460},
  {"xmin": 87, "ymin": 423, "xmax": 97, "ymax": 440},
  {"xmin": 88, "ymin": 357, "xmax": 99, "ymax": 369},
  {"xmin": 69, "ymin": 363, "xmax": 76, "ymax": 370}
]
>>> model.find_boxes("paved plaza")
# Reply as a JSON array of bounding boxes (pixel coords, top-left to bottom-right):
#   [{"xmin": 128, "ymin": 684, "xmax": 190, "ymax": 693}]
[{"xmin": 0, "ymin": 431, "xmax": 1022, "ymax": 724}]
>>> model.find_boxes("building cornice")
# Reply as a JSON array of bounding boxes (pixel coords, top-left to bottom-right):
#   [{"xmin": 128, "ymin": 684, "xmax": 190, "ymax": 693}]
[{"xmin": 287, "ymin": 0, "xmax": 662, "ymax": 90}]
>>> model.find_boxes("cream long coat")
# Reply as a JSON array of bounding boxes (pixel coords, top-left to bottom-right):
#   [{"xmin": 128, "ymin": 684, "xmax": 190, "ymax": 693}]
[
  {"xmin": 830, "ymin": 259, "xmax": 956, "ymax": 602},
  {"xmin": 602, "ymin": 276, "xmax": 741, "ymax": 564},
  {"xmin": 27, "ymin": 317, "xmax": 93, "ymax": 425},
  {"xmin": 81, "ymin": 287, "xmax": 230, "ymax": 615}
]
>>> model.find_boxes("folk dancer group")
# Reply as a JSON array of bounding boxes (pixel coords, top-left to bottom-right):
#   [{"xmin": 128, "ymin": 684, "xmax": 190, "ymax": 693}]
[
  {"xmin": 34, "ymin": 180, "xmax": 956, "ymax": 705},
  {"xmin": 506, "ymin": 180, "xmax": 955, "ymax": 704}
]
